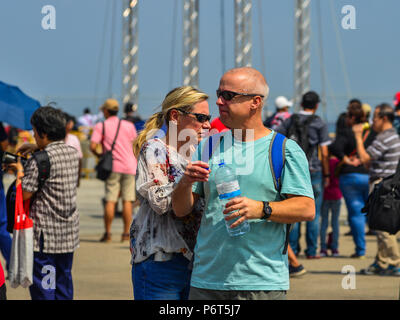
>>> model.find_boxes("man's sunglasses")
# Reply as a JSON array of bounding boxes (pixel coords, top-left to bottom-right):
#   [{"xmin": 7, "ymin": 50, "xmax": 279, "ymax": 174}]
[
  {"xmin": 177, "ymin": 109, "xmax": 211, "ymax": 123},
  {"xmin": 216, "ymin": 89, "xmax": 264, "ymax": 101}
]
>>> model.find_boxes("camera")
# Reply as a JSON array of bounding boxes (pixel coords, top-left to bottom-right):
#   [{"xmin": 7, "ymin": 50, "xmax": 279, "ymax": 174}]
[{"xmin": 1, "ymin": 152, "xmax": 27, "ymax": 166}]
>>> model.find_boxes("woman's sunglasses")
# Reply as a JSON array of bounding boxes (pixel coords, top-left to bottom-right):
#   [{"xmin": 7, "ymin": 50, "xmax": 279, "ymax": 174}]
[
  {"xmin": 216, "ymin": 89, "xmax": 264, "ymax": 101},
  {"xmin": 177, "ymin": 109, "xmax": 211, "ymax": 123}
]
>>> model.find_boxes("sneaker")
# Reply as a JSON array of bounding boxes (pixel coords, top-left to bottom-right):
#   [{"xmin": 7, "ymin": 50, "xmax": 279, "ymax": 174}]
[
  {"xmin": 331, "ymin": 249, "xmax": 340, "ymax": 257},
  {"xmin": 319, "ymin": 250, "xmax": 328, "ymax": 257},
  {"xmin": 350, "ymin": 253, "xmax": 365, "ymax": 259},
  {"xmin": 360, "ymin": 263, "xmax": 386, "ymax": 275},
  {"xmin": 289, "ymin": 264, "xmax": 307, "ymax": 277},
  {"xmin": 386, "ymin": 265, "xmax": 400, "ymax": 276}
]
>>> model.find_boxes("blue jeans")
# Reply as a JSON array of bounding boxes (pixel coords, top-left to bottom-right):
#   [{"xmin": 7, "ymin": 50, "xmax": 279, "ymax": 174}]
[
  {"xmin": 289, "ymin": 171, "xmax": 323, "ymax": 257},
  {"xmin": 339, "ymin": 173, "xmax": 369, "ymax": 256},
  {"xmin": 0, "ymin": 184, "xmax": 11, "ymax": 270},
  {"xmin": 132, "ymin": 253, "xmax": 192, "ymax": 300},
  {"xmin": 320, "ymin": 199, "xmax": 341, "ymax": 251}
]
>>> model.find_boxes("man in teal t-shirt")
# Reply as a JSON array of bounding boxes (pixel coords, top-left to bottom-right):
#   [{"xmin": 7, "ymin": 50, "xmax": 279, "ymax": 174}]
[{"xmin": 172, "ymin": 67, "xmax": 315, "ymax": 300}]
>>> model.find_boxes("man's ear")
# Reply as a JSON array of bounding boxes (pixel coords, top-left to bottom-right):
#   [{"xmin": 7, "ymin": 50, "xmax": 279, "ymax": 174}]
[{"xmin": 250, "ymin": 96, "xmax": 263, "ymax": 111}]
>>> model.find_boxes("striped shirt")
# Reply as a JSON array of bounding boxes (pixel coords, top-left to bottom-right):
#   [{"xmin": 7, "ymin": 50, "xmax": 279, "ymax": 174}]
[
  {"xmin": 22, "ymin": 141, "xmax": 80, "ymax": 254},
  {"xmin": 366, "ymin": 128, "xmax": 400, "ymax": 182}
]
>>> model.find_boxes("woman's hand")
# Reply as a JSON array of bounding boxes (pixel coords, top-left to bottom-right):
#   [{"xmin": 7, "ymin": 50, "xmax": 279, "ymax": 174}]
[
  {"xmin": 179, "ymin": 161, "xmax": 210, "ymax": 186},
  {"xmin": 223, "ymin": 197, "xmax": 263, "ymax": 229}
]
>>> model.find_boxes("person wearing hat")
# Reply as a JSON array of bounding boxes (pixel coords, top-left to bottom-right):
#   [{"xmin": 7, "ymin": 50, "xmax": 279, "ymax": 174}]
[
  {"xmin": 90, "ymin": 99, "xmax": 138, "ymax": 243},
  {"xmin": 267, "ymin": 96, "xmax": 293, "ymax": 130}
]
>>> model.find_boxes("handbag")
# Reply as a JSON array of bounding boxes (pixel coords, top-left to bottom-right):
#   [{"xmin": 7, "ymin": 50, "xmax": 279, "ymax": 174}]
[
  {"xmin": 8, "ymin": 183, "xmax": 34, "ymax": 288},
  {"xmin": 361, "ymin": 161, "xmax": 400, "ymax": 234},
  {"xmin": 95, "ymin": 120, "xmax": 122, "ymax": 181}
]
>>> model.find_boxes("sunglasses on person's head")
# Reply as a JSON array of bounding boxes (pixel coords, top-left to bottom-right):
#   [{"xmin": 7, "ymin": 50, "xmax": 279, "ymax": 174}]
[
  {"xmin": 177, "ymin": 109, "xmax": 211, "ymax": 123},
  {"xmin": 216, "ymin": 89, "xmax": 264, "ymax": 101}
]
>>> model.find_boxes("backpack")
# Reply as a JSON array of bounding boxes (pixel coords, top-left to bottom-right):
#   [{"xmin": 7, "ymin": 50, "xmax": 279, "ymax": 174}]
[
  {"xmin": 361, "ymin": 161, "xmax": 400, "ymax": 234},
  {"xmin": 201, "ymin": 131, "xmax": 290, "ymax": 254},
  {"xmin": 6, "ymin": 150, "xmax": 50, "ymax": 233},
  {"xmin": 286, "ymin": 114, "xmax": 317, "ymax": 161},
  {"xmin": 263, "ymin": 112, "xmax": 277, "ymax": 128}
]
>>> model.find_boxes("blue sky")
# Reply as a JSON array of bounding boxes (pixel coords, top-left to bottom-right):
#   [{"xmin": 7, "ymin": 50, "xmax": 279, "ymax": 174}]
[{"xmin": 0, "ymin": 0, "xmax": 399, "ymax": 125}]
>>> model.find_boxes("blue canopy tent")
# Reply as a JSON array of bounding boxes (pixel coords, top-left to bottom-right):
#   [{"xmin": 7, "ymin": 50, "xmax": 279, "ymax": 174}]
[{"xmin": 0, "ymin": 81, "xmax": 41, "ymax": 130}]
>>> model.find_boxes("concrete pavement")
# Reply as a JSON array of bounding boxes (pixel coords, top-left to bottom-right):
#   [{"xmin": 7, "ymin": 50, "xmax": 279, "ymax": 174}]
[{"xmin": 1, "ymin": 177, "xmax": 399, "ymax": 300}]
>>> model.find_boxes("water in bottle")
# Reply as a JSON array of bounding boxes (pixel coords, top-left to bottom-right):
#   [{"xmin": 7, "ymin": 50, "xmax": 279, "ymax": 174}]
[{"xmin": 215, "ymin": 161, "xmax": 250, "ymax": 236}]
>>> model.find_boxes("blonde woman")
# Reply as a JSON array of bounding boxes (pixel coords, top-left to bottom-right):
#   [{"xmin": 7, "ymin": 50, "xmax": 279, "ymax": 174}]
[{"xmin": 130, "ymin": 86, "xmax": 211, "ymax": 300}]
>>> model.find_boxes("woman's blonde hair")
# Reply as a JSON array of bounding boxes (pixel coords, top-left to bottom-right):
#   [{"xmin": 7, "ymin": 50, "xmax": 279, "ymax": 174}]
[{"xmin": 133, "ymin": 86, "xmax": 209, "ymax": 156}]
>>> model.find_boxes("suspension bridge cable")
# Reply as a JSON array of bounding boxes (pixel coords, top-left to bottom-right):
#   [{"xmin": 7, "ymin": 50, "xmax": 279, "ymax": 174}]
[
  {"xmin": 220, "ymin": 0, "xmax": 226, "ymax": 74},
  {"xmin": 169, "ymin": 0, "xmax": 178, "ymax": 90},
  {"xmin": 329, "ymin": 0, "xmax": 352, "ymax": 100},
  {"xmin": 316, "ymin": 0, "xmax": 328, "ymax": 121},
  {"xmin": 257, "ymin": 0, "xmax": 266, "ymax": 77},
  {"xmin": 93, "ymin": 0, "xmax": 111, "ymax": 109},
  {"xmin": 108, "ymin": 0, "xmax": 117, "ymax": 97}
]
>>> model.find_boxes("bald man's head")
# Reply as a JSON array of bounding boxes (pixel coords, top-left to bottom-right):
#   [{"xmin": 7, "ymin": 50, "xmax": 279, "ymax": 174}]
[{"xmin": 222, "ymin": 67, "xmax": 269, "ymax": 103}]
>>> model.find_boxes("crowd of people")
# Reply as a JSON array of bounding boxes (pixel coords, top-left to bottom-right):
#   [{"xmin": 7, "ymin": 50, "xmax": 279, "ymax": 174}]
[{"xmin": 0, "ymin": 67, "xmax": 399, "ymax": 300}]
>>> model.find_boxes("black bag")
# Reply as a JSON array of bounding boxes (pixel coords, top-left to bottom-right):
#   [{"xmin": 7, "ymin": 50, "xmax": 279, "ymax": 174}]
[
  {"xmin": 361, "ymin": 161, "xmax": 400, "ymax": 234},
  {"xmin": 287, "ymin": 114, "xmax": 317, "ymax": 160},
  {"xmin": 95, "ymin": 120, "xmax": 121, "ymax": 181},
  {"xmin": 6, "ymin": 150, "xmax": 50, "ymax": 233}
]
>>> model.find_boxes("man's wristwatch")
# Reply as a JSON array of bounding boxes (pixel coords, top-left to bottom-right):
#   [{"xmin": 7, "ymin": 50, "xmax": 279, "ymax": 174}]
[{"xmin": 261, "ymin": 201, "xmax": 272, "ymax": 220}]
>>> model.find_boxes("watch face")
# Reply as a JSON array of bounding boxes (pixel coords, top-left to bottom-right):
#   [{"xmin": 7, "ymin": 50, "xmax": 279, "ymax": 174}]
[{"xmin": 263, "ymin": 201, "xmax": 271, "ymax": 219}]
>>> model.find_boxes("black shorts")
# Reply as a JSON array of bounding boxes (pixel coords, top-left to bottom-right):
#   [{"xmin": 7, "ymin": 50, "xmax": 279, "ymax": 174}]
[{"xmin": 0, "ymin": 283, "xmax": 6, "ymax": 300}]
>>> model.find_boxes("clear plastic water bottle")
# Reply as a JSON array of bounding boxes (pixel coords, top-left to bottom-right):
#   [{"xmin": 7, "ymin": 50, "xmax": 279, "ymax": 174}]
[{"xmin": 215, "ymin": 161, "xmax": 250, "ymax": 236}]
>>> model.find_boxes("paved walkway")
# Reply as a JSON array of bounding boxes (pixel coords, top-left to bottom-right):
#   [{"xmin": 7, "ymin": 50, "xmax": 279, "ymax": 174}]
[{"xmin": 1, "ymin": 177, "xmax": 399, "ymax": 300}]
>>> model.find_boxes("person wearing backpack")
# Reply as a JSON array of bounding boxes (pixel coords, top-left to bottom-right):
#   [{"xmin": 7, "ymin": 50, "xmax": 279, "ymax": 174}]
[
  {"xmin": 90, "ymin": 99, "xmax": 138, "ymax": 243},
  {"xmin": 10, "ymin": 106, "xmax": 80, "ymax": 300},
  {"xmin": 277, "ymin": 91, "xmax": 331, "ymax": 259},
  {"xmin": 172, "ymin": 67, "xmax": 315, "ymax": 300},
  {"xmin": 353, "ymin": 103, "xmax": 400, "ymax": 276}
]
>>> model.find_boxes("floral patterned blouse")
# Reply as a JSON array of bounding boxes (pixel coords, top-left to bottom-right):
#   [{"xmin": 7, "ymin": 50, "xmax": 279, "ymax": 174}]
[{"xmin": 129, "ymin": 138, "xmax": 204, "ymax": 264}]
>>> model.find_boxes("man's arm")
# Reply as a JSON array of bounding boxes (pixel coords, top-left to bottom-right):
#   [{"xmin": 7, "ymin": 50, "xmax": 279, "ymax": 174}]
[
  {"xmin": 223, "ymin": 194, "xmax": 315, "ymax": 229},
  {"xmin": 353, "ymin": 124, "xmax": 371, "ymax": 165},
  {"xmin": 320, "ymin": 144, "xmax": 330, "ymax": 187},
  {"xmin": 90, "ymin": 141, "xmax": 102, "ymax": 158}
]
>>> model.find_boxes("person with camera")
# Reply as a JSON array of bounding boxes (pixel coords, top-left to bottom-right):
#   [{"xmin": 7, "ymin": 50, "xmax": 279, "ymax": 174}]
[
  {"xmin": 353, "ymin": 103, "xmax": 400, "ymax": 276},
  {"xmin": 7, "ymin": 106, "xmax": 80, "ymax": 300}
]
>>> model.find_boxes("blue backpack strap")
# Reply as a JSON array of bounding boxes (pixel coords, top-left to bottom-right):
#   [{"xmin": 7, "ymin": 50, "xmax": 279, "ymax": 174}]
[
  {"xmin": 269, "ymin": 131, "xmax": 286, "ymax": 192},
  {"xmin": 198, "ymin": 131, "xmax": 225, "ymax": 163},
  {"xmin": 268, "ymin": 131, "xmax": 291, "ymax": 255}
]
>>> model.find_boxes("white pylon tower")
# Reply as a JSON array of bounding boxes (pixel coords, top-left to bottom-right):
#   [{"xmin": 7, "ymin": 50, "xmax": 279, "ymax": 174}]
[
  {"xmin": 183, "ymin": 0, "xmax": 199, "ymax": 87},
  {"xmin": 234, "ymin": 0, "xmax": 252, "ymax": 67},
  {"xmin": 294, "ymin": 0, "xmax": 311, "ymax": 110},
  {"xmin": 122, "ymin": 0, "xmax": 139, "ymax": 110}
]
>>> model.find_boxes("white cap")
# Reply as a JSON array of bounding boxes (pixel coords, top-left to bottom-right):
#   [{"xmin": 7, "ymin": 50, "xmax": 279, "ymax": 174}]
[{"xmin": 275, "ymin": 96, "xmax": 293, "ymax": 109}]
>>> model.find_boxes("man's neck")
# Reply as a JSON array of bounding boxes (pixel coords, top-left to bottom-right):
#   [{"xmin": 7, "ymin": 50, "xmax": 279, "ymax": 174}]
[
  {"xmin": 231, "ymin": 124, "xmax": 270, "ymax": 142},
  {"xmin": 302, "ymin": 108, "xmax": 316, "ymax": 114}
]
